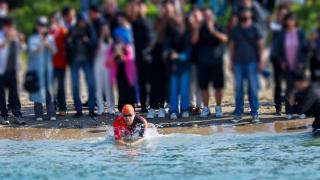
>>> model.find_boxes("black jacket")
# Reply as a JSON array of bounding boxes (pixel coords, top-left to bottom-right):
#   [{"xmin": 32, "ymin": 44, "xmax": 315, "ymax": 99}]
[
  {"xmin": 66, "ymin": 24, "xmax": 97, "ymax": 64},
  {"xmin": 275, "ymin": 29, "xmax": 308, "ymax": 67}
]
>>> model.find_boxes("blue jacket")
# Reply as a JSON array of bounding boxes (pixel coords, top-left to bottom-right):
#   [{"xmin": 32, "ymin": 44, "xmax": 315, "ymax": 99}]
[{"xmin": 27, "ymin": 34, "xmax": 57, "ymax": 103}]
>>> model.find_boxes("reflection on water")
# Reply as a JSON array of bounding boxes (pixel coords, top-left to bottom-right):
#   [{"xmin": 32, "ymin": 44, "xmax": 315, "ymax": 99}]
[{"xmin": 0, "ymin": 119, "xmax": 319, "ymax": 180}]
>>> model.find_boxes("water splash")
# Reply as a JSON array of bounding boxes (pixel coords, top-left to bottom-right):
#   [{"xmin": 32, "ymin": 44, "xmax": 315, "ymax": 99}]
[{"xmin": 105, "ymin": 124, "xmax": 160, "ymax": 141}]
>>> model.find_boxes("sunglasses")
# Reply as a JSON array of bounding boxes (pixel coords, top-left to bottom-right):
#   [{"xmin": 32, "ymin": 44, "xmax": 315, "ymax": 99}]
[{"xmin": 123, "ymin": 114, "xmax": 133, "ymax": 118}]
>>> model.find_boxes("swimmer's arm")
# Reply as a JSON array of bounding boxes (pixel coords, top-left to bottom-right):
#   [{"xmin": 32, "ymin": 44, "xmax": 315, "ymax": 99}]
[
  {"xmin": 115, "ymin": 138, "xmax": 144, "ymax": 146},
  {"xmin": 115, "ymin": 139, "xmax": 132, "ymax": 146},
  {"xmin": 129, "ymin": 138, "xmax": 145, "ymax": 146}
]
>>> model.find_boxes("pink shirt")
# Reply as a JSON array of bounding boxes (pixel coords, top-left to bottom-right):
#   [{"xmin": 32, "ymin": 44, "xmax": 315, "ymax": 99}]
[{"xmin": 285, "ymin": 30, "xmax": 299, "ymax": 71}]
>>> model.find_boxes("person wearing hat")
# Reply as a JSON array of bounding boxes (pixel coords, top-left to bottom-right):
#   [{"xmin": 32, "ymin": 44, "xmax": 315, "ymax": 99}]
[
  {"xmin": 27, "ymin": 16, "xmax": 57, "ymax": 121},
  {"xmin": 113, "ymin": 104, "xmax": 148, "ymax": 146}
]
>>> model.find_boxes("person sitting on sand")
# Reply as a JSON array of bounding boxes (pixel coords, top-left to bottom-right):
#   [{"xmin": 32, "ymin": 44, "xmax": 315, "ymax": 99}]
[
  {"xmin": 288, "ymin": 72, "xmax": 320, "ymax": 132},
  {"xmin": 113, "ymin": 104, "xmax": 148, "ymax": 146}
]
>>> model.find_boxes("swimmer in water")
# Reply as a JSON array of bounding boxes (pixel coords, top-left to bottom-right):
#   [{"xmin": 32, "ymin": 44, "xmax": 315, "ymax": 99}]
[{"xmin": 113, "ymin": 104, "xmax": 148, "ymax": 146}]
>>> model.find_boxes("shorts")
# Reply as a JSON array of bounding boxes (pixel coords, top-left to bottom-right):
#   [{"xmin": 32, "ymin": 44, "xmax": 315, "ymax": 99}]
[{"xmin": 197, "ymin": 63, "xmax": 224, "ymax": 90}]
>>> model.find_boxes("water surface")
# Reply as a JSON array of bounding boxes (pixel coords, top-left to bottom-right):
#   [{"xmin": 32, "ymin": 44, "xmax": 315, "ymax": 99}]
[{"xmin": 0, "ymin": 124, "xmax": 319, "ymax": 180}]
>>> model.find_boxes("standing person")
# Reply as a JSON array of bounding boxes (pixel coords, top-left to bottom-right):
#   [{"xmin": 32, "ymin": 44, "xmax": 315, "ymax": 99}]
[
  {"xmin": 146, "ymin": 7, "xmax": 169, "ymax": 119},
  {"xmin": 131, "ymin": 1, "xmax": 152, "ymax": 113},
  {"xmin": 95, "ymin": 24, "xmax": 115, "ymax": 115},
  {"xmin": 195, "ymin": 8, "xmax": 228, "ymax": 118},
  {"xmin": 27, "ymin": 16, "xmax": 57, "ymax": 121},
  {"xmin": 164, "ymin": 14, "xmax": 191, "ymax": 120},
  {"xmin": 61, "ymin": 6, "xmax": 76, "ymax": 31},
  {"xmin": 88, "ymin": 4, "xmax": 104, "ymax": 40},
  {"xmin": 50, "ymin": 13, "xmax": 68, "ymax": 117},
  {"xmin": 0, "ymin": 17, "xmax": 24, "ymax": 125},
  {"xmin": 234, "ymin": 0, "xmax": 268, "ymax": 36},
  {"xmin": 309, "ymin": 15, "xmax": 320, "ymax": 83},
  {"xmin": 111, "ymin": 12, "xmax": 136, "ymax": 112},
  {"xmin": 275, "ymin": 12, "xmax": 307, "ymax": 120},
  {"xmin": 229, "ymin": 7, "xmax": 265, "ymax": 123},
  {"xmin": 269, "ymin": 5, "xmax": 289, "ymax": 115},
  {"xmin": 66, "ymin": 14, "xmax": 97, "ymax": 118},
  {"xmin": 188, "ymin": 6, "xmax": 203, "ymax": 115},
  {"xmin": 102, "ymin": 0, "xmax": 119, "ymax": 38}
]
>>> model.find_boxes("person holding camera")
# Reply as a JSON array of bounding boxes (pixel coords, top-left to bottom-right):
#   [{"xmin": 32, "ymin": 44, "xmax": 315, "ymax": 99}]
[
  {"xmin": 27, "ymin": 16, "xmax": 57, "ymax": 121},
  {"xmin": 66, "ymin": 14, "xmax": 97, "ymax": 119}
]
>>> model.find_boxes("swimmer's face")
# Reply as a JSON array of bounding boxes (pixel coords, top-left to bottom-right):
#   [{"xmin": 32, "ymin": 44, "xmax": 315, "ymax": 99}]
[{"xmin": 123, "ymin": 113, "xmax": 135, "ymax": 125}]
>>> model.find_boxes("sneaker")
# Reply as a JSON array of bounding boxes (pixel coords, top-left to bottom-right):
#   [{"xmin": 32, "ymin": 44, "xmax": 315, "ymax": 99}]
[
  {"xmin": 11, "ymin": 116, "xmax": 26, "ymax": 125},
  {"xmin": 286, "ymin": 114, "xmax": 293, "ymax": 120},
  {"xmin": 58, "ymin": 111, "xmax": 66, "ymax": 116},
  {"xmin": 89, "ymin": 111, "xmax": 98, "ymax": 119},
  {"xmin": 50, "ymin": 117, "xmax": 57, "ymax": 121},
  {"xmin": 147, "ymin": 108, "xmax": 156, "ymax": 119},
  {"xmin": 215, "ymin": 106, "xmax": 223, "ymax": 118},
  {"xmin": 141, "ymin": 107, "xmax": 148, "ymax": 113},
  {"xmin": 182, "ymin": 111, "xmax": 189, "ymax": 118},
  {"xmin": 158, "ymin": 108, "xmax": 166, "ymax": 118},
  {"xmin": 190, "ymin": 106, "xmax": 201, "ymax": 115},
  {"xmin": 275, "ymin": 110, "xmax": 282, "ymax": 116},
  {"xmin": 170, "ymin": 113, "xmax": 178, "ymax": 120},
  {"xmin": 36, "ymin": 117, "xmax": 43, "ymax": 121},
  {"xmin": 251, "ymin": 115, "xmax": 260, "ymax": 123},
  {"xmin": 231, "ymin": 115, "xmax": 242, "ymax": 123},
  {"xmin": 97, "ymin": 110, "xmax": 104, "ymax": 116},
  {"xmin": 13, "ymin": 112, "xmax": 23, "ymax": 118},
  {"xmin": 73, "ymin": 112, "xmax": 83, "ymax": 118},
  {"xmin": 107, "ymin": 109, "xmax": 115, "ymax": 115},
  {"xmin": 298, "ymin": 114, "xmax": 306, "ymax": 119},
  {"xmin": 200, "ymin": 107, "xmax": 211, "ymax": 118},
  {"xmin": 1, "ymin": 116, "xmax": 9, "ymax": 125}
]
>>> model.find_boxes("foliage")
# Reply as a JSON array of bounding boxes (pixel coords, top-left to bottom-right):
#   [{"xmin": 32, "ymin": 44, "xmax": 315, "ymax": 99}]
[
  {"xmin": 292, "ymin": 1, "xmax": 320, "ymax": 32},
  {"xmin": 10, "ymin": 0, "xmax": 80, "ymax": 36},
  {"xmin": 8, "ymin": 0, "xmax": 320, "ymax": 36}
]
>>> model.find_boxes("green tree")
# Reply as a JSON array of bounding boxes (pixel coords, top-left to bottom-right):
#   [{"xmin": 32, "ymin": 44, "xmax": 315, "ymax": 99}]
[{"xmin": 10, "ymin": 0, "xmax": 79, "ymax": 36}]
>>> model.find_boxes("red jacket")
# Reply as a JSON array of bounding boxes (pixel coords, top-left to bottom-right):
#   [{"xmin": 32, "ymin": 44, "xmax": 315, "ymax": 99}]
[{"xmin": 51, "ymin": 27, "xmax": 68, "ymax": 69}]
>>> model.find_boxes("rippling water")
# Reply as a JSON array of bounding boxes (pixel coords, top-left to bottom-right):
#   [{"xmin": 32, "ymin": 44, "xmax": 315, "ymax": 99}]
[{"xmin": 0, "ymin": 128, "xmax": 320, "ymax": 180}]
